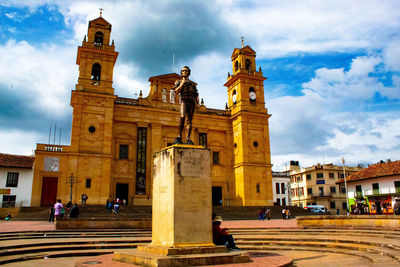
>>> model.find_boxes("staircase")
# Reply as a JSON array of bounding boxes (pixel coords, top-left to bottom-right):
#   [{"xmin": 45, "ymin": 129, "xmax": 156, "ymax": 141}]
[{"xmin": 7, "ymin": 205, "xmax": 319, "ymax": 221}]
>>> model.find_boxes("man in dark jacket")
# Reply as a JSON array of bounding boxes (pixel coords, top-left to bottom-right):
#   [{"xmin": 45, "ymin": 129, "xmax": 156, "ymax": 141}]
[{"xmin": 69, "ymin": 203, "xmax": 80, "ymax": 218}]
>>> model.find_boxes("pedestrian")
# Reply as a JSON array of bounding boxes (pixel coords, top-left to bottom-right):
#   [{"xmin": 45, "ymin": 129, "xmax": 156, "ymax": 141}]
[
  {"xmin": 48, "ymin": 204, "xmax": 55, "ymax": 223},
  {"xmin": 113, "ymin": 201, "xmax": 120, "ymax": 214},
  {"xmin": 394, "ymin": 197, "xmax": 400, "ymax": 215},
  {"xmin": 282, "ymin": 208, "xmax": 286, "ymax": 220},
  {"xmin": 54, "ymin": 199, "xmax": 63, "ymax": 221},
  {"xmin": 266, "ymin": 208, "xmax": 271, "ymax": 220},
  {"xmin": 285, "ymin": 208, "xmax": 291, "ymax": 220},
  {"xmin": 81, "ymin": 193, "xmax": 88, "ymax": 206},
  {"xmin": 258, "ymin": 207, "xmax": 266, "ymax": 221},
  {"xmin": 69, "ymin": 203, "xmax": 80, "ymax": 218},
  {"xmin": 336, "ymin": 208, "xmax": 340, "ymax": 215},
  {"xmin": 212, "ymin": 216, "xmax": 240, "ymax": 250}
]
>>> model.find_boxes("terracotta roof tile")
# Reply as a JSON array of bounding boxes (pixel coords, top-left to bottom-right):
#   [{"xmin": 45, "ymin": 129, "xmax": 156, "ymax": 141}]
[
  {"xmin": 337, "ymin": 160, "xmax": 400, "ymax": 183},
  {"xmin": 0, "ymin": 153, "xmax": 35, "ymax": 168}
]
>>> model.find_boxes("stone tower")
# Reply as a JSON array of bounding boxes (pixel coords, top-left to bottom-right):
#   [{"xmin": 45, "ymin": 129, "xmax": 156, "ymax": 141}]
[
  {"xmin": 224, "ymin": 45, "xmax": 273, "ymax": 205},
  {"xmin": 69, "ymin": 15, "xmax": 119, "ymax": 203}
]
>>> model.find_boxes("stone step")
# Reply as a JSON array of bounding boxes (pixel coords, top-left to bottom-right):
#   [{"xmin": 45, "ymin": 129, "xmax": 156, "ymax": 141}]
[
  {"xmin": 0, "ymin": 243, "xmax": 150, "ymax": 264},
  {"xmin": 245, "ymin": 246, "xmax": 400, "ymax": 266},
  {"xmin": 0, "ymin": 249, "xmax": 114, "ymax": 265},
  {"xmin": 238, "ymin": 241, "xmax": 400, "ymax": 262}
]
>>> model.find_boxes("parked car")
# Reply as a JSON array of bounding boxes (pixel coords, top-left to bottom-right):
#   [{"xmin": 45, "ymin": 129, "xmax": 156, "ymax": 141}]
[{"xmin": 305, "ymin": 205, "xmax": 329, "ymax": 213}]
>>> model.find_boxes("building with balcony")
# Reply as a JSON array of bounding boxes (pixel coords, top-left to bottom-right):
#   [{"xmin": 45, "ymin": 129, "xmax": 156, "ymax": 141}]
[
  {"xmin": 0, "ymin": 153, "xmax": 35, "ymax": 207},
  {"xmin": 31, "ymin": 15, "xmax": 274, "ymax": 207},
  {"xmin": 290, "ymin": 163, "xmax": 363, "ymax": 213},
  {"xmin": 337, "ymin": 160, "xmax": 400, "ymax": 215},
  {"xmin": 272, "ymin": 161, "xmax": 300, "ymax": 206}
]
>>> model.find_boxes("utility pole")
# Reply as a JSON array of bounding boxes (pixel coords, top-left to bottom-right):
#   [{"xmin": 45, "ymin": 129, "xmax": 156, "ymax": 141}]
[{"xmin": 342, "ymin": 157, "xmax": 349, "ymax": 215}]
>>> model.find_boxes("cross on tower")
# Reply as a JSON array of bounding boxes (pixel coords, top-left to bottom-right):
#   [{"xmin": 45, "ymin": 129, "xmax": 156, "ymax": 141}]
[{"xmin": 99, "ymin": 8, "xmax": 103, "ymax": 17}]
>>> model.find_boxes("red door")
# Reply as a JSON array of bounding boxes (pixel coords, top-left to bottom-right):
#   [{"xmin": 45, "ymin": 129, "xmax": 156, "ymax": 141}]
[{"xmin": 41, "ymin": 177, "xmax": 58, "ymax": 207}]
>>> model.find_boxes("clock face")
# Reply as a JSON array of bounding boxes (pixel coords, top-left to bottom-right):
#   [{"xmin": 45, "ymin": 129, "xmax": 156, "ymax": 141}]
[
  {"xmin": 249, "ymin": 91, "xmax": 256, "ymax": 101},
  {"xmin": 232, "ymin": 93, "xmax": 237, "ymax": 104}
]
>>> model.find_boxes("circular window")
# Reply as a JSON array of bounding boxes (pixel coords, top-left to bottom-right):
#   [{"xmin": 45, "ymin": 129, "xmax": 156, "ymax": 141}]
[
  {"xmin": 234, "ymin": 143, "xmax": 237, "ymax": 148},
  {"xmin": 253, "ymin": 141, "xmax": 258, "ymax": 147},
  {"xmin": 88, "ymin": 126, "xmax": 96, "ymax": 133}
]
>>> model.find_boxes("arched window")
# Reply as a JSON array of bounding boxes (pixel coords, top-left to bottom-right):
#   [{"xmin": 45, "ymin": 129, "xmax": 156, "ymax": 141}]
[
  {"xmin": 91, "ymin": 63, "xmax": 101, "ymax": 81},
  {"xmin": 170, "ymin": 90, "xmax": 176, "ymax": 103},
  {"xmin": 94, "ymin": 31, "xmax": 104, "ymax": 45},
  {"xmin": 162, "ymin": 88, "xmax": 167, "ymax": 102},
  {"xmin": 235, "ymin": 61, "xmax": 239, "ymax": 71},
  {"xmin": 232, "ymin": 89, "xmax": 237, "ymax": 104},
  {"xmin": 245, "ymin": 59, "xmax": 251, "ymax": 71}
]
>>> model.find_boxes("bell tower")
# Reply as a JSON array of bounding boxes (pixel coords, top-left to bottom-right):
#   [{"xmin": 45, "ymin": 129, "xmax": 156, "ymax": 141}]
[
  {"xmin": 75, "ymin": 16, "xmax": 118, "ymax": 95},
  {"xmin": 224, "ymin": 44, "xmax": 273, "ymax": 206}
]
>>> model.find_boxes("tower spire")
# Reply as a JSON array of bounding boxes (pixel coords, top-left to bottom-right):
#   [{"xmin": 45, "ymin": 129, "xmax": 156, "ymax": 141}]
[
  {"xmin": 241, "ymin": 37, "xmax": 244, "ymax": 48},
  {"xmin": 99, "ymin": 8, "xmax": 103, "ymax": 17}
]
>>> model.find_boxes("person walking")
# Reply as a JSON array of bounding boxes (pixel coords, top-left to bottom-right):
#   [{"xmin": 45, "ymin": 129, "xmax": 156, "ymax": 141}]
[
  {"xmin": 266, "ymin": 208, "xmax": 271, "ymax": 220},
  {"xmin": 286, "ymin": 208, "xmax": 291, "ymax": 220},
  {"xmin": 282, "ymin": 208, "xmax": 286, "ymax": 220},
  {"xmin": 81, "ymin": 193, "xmax": 88, "ymax": 206},
  {"xmin": 48, "ymin": 204, "xmax": 55, "ymax": 223},
  {"xmin": 54, "ymin": 199, "xmax": 63, "ymax": 221},
  {"xmin": 394, "ymin": 197, "xmax": 400, "ymax": 215}
]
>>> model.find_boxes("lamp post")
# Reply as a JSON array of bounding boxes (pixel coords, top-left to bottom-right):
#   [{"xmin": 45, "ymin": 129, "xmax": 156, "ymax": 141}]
[
  {"xmin": 342, "ymin": 158, "xmax": 349, "ymax": 215},
  {"xmin": 67, "ymin": 173, "xmax": 76, "ymax": 203},
  {"xmin": 287, "ymin": 181, "xmax": 291, "ymax": 206}
]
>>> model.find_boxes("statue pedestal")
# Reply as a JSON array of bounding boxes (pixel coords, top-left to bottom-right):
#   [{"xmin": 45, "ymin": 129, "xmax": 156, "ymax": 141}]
[{"xmin": 113, "ymin": 145, "xmax": 251, "ymax": 266}]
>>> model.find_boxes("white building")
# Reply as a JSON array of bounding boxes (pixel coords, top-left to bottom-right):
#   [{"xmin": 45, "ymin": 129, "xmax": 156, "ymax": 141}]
[
  {"xmin": 0, "ymin": 153, "xmax": 35, "ymax": 207},
  {"xmin": 337, "ymin": 160, "xmax": 400, "ymax": 214},
  {"xmin": 272, "ymin": 161, "xmax": 300, "ymax": 206}
]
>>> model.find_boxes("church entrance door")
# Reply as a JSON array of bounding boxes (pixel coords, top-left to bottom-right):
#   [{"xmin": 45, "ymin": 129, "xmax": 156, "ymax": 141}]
[
  {"xmin": 212, "ymin": 186, "xmax": 222, "ymax": 206},
  {"xmin": 41, "ymin": 177, "xmax": 58, "ymax": 207},
  {"xmin": 116, "ymin": 183, "xmax": 129, "ymax": 205}
]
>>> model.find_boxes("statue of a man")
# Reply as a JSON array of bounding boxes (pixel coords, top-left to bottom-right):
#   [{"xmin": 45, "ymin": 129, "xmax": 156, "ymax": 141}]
[{"xmin": 173, "ymin": 66, "xmax": 198, "ymax": 145}]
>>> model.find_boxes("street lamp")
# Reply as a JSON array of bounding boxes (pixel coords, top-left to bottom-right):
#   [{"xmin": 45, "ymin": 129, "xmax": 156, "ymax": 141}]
[
  {"xmin": 342, "ymin": 158, "xmax": 349, "ymax": 215},
  {"xmin": 67, "ymin": 173, "xmax": 76, "ymax": 203}
]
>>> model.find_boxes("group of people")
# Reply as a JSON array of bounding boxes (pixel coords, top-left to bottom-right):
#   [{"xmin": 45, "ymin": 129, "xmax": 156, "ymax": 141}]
[
  {"xmin": 258, "ymin": 207, "xmax": 271, "ymax": 221},
  {"xmin": 106, "ymin": 198, "xmax": 125, "ymax": 214},
  {"xmin": 282, "ymin": 208, "xmax": 291, "ymax": 220},
  {"xmin": 49, "ymin": 199, "xmax": 79, "ymax": 222}
]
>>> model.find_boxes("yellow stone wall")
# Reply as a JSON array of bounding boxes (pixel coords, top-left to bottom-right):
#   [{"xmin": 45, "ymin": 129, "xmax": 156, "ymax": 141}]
[{"xmin": 31, "ymin": 17, "xmax": 273, "ymax": 207}]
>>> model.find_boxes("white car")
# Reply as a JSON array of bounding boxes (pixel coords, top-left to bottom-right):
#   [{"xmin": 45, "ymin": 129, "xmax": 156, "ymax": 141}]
[{"xmin": 305, "ymin": 205, "xmax": 329, "ymax": 213}]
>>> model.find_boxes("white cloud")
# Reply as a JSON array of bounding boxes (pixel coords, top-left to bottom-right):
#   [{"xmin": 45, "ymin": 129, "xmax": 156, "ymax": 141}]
[
  {"xmin": 221, "ymin": 0, "xmax": 400, "ymax": 58},
  {"xmin": 0, "ymin": 129, "xmax": 37, "ymax": 155},
  {"xmin": 0, "ymin": 40, "xmax": 76, "ymax": 117},
  {"xmin": 270, "ymin": 51, "xmax": 400, "ymax": 170}
]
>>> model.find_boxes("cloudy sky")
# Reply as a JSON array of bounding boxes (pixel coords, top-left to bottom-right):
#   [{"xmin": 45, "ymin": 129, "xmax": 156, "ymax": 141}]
[{"xmin": 0, "ymin": 0, "xmax": 399, "ymax": 171}]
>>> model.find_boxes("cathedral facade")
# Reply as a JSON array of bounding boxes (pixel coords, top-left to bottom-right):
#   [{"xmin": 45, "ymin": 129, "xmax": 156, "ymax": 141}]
[{"xmin": 31, "ymin": 16, "xmax": 273, "ymax": 207}]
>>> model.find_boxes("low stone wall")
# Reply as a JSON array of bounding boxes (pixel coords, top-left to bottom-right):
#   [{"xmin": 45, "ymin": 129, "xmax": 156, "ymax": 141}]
[
  {"xmin": 297, "ymin": 215, "xmax": 400, "ymax": 229},
  {"xmin": 0, "ymin": 207, "xmax": 21, "ymax": 219},
  {"xmin": 56, "ymin": 218, "xmax": 151, "ymax": 229}
]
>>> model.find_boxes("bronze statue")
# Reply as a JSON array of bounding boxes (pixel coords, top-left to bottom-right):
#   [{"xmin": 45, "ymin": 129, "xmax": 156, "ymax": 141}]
[{"xmin": 173, "ymin": 66, "xmax": 198, "ymax": 145}]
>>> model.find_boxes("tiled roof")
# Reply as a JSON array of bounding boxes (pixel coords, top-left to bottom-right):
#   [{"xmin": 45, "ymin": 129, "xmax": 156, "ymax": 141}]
[
  {"xmin": 337, "ymin": 160, "xmax": 400, "ymax": 183},
  {"xmin": 0, "ymin": 153, "xmax": 35, "ymax": 168}
]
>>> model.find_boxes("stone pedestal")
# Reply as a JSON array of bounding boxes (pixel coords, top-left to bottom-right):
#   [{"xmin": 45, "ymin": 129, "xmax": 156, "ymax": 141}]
[
  {"xmin": 113, "ymin": 145, "xmax": 251, "ymax": 266},
  {"xmin": 151, "ymin": 144, "xmax": 213, "ymax": 247}
]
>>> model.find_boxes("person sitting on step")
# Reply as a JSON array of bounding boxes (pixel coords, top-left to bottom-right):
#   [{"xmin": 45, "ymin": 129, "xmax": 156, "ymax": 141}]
[{"xmin": 212, "ymin": 215, "xmax": 240, "ymax": 250}]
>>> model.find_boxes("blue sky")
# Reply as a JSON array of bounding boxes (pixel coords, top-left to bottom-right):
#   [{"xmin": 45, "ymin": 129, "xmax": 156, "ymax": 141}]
[{"xmin": 0, "ymin": 0, "xmax": 399, "ymax": 171}]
